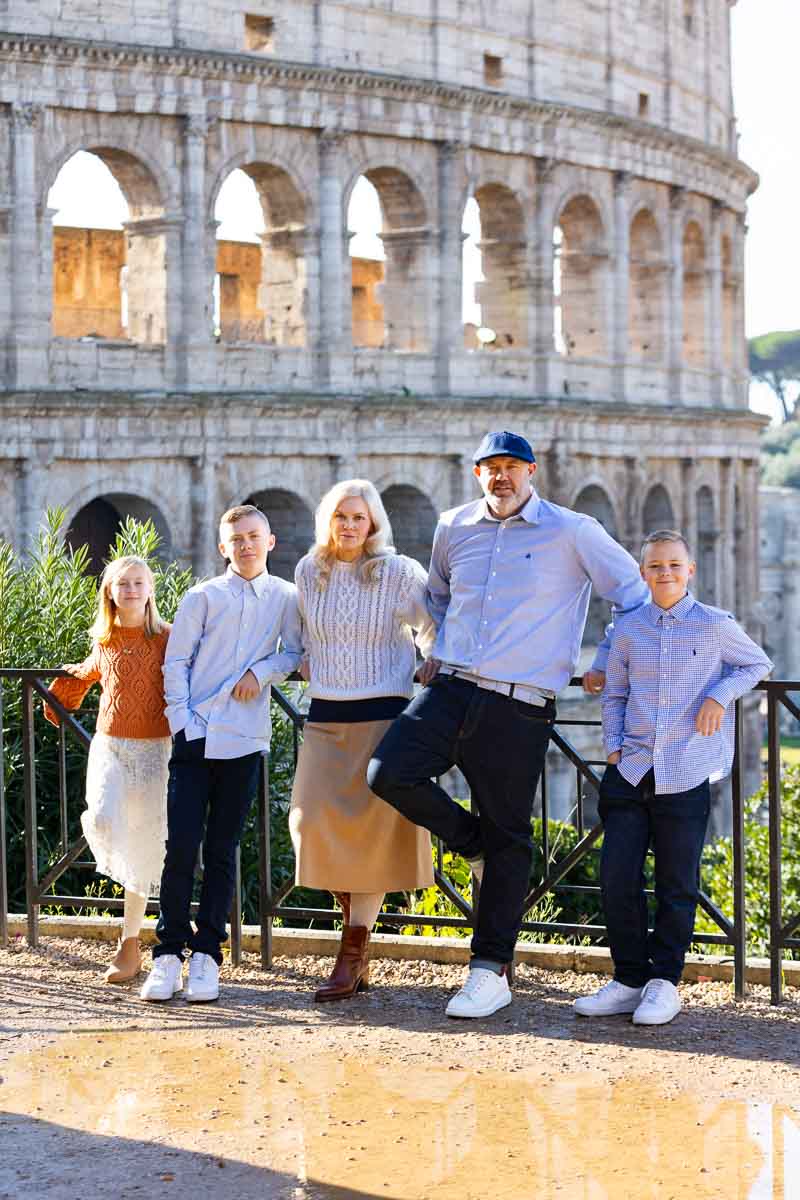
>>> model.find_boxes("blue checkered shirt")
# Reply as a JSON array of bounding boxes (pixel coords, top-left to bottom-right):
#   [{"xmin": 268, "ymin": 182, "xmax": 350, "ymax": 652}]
[{"xmin": 602, "ymin": 593, "xmax": 772, "ymax": 794}]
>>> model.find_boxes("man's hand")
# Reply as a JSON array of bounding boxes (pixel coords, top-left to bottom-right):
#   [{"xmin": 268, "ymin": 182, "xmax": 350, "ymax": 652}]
[
  {"xmin": 696, "ymin": 697, "xmax": 724, "ymax": 736},
  {"xmin": 232, "ymin": 669, "xmax": 261, "ymax": 702},
  {"xmin": 607, "ymin": 751, "xmax": 621, "ymax": 765},
  {"xmin": 416, "ymin": 657, "xmax": 441, "ymax": 687},
  {"xmin": 583, "ymin": 669, "xmax": 605, "ymax": 696}
]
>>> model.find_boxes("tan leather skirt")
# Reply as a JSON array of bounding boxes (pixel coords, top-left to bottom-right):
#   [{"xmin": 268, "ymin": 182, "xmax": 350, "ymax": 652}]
[{"xmin": 289, "ymin": 718, "xmax": 434, "ymax": 892}]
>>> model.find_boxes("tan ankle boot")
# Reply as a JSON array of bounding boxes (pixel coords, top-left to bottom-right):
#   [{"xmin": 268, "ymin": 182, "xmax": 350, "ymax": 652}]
[
  {"xmin": 104, "ymin": 937, "xmax": 142, "ymax": 984},
  {"xmin": 314, "ymin": 926, "xmax": 370, "ymax": 1002}
]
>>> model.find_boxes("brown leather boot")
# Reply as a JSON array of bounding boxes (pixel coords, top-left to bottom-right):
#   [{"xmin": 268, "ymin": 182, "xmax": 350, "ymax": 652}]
[
  {"xmin": 332, "ymin": 891, "xmax": 351, "ymax": 925},
  {"xmin": 104, "ymin": 937, "xmax": 142, "ymax": 984},
  {"xmin": 314, "ymin": 925, "xmax": 370, "ymax": 1002}
]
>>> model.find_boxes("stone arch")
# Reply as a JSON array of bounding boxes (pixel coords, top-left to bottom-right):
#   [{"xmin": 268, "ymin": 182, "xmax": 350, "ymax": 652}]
[
  {"xmin": 696, "ymin": 484, "xmax": 717, "ymax": 605},
  {"xmin": 65, "ymin": 491, "xmax": 173, "ymax": 575},
  {"xmin": 41, "ymin": 136, "xmax": 173, "ymax": 217},
  {"xmin": 682, "ymin": 220, "xmax": 707, "ymax": 367},
  {"xmin": 629, "ymin": 207, "xmax": 666, "ymax": 361},
  {"xmin": 574, "ymin": 483, "xmax": 619, "ymax": 645},
  {"xmin": 244, "ymin": 487, "xmax": 314, "ymax": 582},
  {"xmin": 47, "ymin": 145, "xmax": 168, "ymax": 345},
  {"xmin": 642, "ymin": 484, "xmax": 675, "ymax": 532},
  {"xmin": 214, "ymin": 161, "xmax": 309, "ymax": 346},
  {"xmin": 554, "ymin": 194, "xmax": 608, "ymax": 358},
  {"xmin": 347, "ymin": 165, "xmax": 430, "ymax": 351},
  {"xmin": 381, "ymin": 484, "xmax": 437, "ymax": 567},
  {"xmin": 472, "ymin": 183, "xmax": 528, "ymax": 350}
]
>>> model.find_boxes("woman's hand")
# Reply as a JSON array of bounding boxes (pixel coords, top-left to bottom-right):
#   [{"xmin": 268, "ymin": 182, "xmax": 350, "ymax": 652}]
[
  {"xmin": 298, "ymin": 657, "xmax": 311, "ymax": 682},
  {"xmin": 416, "ymin": 657, "xmax": 441, "ymax": 686},
  {"xmin": 232, "ymin": 669, "xmax": 261, "ymax": 701}
]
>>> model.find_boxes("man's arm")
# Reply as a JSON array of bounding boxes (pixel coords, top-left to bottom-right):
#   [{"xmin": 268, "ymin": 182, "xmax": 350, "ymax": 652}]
[
  {"xmin": 575, "ymin": 519, "xmax": 650, "ymax": 680},
  {"xmin": 163, "ymin": 591, "xmax": 206, "ymax": 734},
  {"xmin": 601, "ymin": 635, "xmax": 630, "ymax": 762},
  {"xmin": 425, "ymin": 521, "xmax": 451, "ymax": 634},
  {"xmin": 249, "ymin": 590, "xmax": 304, "ymax": 690}
]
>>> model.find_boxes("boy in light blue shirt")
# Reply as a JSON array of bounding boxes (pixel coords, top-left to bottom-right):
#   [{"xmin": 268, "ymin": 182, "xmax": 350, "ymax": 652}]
[{"xmin": 574, "ymin": 529, "xmax": 771, "ymax": 1026}]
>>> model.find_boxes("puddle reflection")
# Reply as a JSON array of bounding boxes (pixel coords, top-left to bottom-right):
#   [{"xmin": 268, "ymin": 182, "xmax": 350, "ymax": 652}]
[{"xmin": 1, "ymin": 1033, "xmax": 797, "ymax": 1198}]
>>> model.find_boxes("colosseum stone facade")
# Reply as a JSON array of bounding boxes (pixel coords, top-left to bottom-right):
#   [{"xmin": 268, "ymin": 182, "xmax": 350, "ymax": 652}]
[{"xmin": 0, "ymin": 2, "xmax": 766, "ymax": 796}]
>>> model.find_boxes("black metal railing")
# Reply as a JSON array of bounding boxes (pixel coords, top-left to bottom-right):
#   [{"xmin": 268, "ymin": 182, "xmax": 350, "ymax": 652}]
[{"xmin": 1, "ymin": 668, "xmax": 798, "ymax": 1003}]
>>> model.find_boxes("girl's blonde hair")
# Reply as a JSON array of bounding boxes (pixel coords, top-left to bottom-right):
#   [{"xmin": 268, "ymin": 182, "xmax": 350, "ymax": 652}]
[
  {"xmin": 89, "ymin": 555, "xmax": 166, "ymax": 644},
  {"xmin": 310, "ymin": 479, "xmax": 394, "ymax": 588}
]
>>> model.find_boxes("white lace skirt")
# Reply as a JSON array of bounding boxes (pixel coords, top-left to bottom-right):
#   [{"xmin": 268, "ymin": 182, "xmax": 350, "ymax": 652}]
[{"xmin": 82, "ymin": 732, "xmax": 171, "ymax": 898}]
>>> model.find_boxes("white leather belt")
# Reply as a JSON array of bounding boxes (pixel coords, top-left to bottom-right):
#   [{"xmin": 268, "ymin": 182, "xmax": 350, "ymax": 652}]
[{"xmin": 438, "ymin": 666, "xmax": 554, "ymax": 708}]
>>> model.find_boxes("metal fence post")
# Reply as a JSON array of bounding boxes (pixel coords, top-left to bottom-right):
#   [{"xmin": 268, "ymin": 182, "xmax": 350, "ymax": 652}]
[
  {"xmin": 767, "ymin": 689, "xmax": 783, "ymax": 1004},
  {"xmin": 22, "ymin": 680, "xmax": 39, "ymax": 947},
  {"xmin": 730, "ymin": 698, "xmax": 746, "ymax": 999},
  {"xmin": 230, "ymin": 844, "xmax": 242, "ymax": 967},
  {"xmin": 259, "ymin": 754, "xmax": 272, "ymax": 970},
  {"xmin": 0, "ymin": 681, "xmax": 7, "ymax": 949}
]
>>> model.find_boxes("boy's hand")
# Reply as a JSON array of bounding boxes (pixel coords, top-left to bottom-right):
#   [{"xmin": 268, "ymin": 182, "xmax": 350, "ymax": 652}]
[
  {"xmin": 696, "ymin": 698, "xmax": 724, "ymax": 736},
  {"xmin": 607, "ymin": 751, "xmax": 621, "ymax": 765},
  {"xmin": 583, "ymin": 669, "xmax": 605, "ymax": 695},
  {"xmin": 232, "ymin": 669, "xmax": 261, "ymax": 701}
]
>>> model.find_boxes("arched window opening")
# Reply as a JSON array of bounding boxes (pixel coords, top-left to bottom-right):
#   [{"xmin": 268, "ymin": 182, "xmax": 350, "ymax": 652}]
[
  {"xmin": 215, "ymin": 165, "xmax": 308, "ymax": 346},
  {"xmin": 66, "ymin": 493, "xmax": 172, "ymax": 575},
  {"xmin": 381, "ymin": 485, "xmax": 438, "ymax": 567},
  {"xmin": 348, "ymin": 169, "xmax": 429, "ymax": 352},
  {"xmin": 642, "ymin": 484, "xmax": 675, "ymax": 533},
  {"xmin": 48, "ymin": 149, "xmax": 166, "ymax": 344},
  {"xmin": 245, "ymin": 488, "xmax": 313, "ymax": 582},
  {"xmin": 629, "ymin": 209, "xmax": 666, "ymax": 361},
  {"xmin": 555, "ymin": 197, "xmax": 607, "ymax": 358},
  {"xmin": 696, "ymin": 485, "xmax": 717, "ymax": 605},
  {"xmin": 574, "ymin": 485, "xmax": 618, "ymax": 646},
  {"xmin": 682, "ymin": 221, "xmax": 707, "ymax": 367},
  {"xmin": 721, "ymin": 235, "xmax": 738, "ymax": 370},
  {"xmin": 469, "ymin": 184, "xmax": 528, "ymax": 351}
]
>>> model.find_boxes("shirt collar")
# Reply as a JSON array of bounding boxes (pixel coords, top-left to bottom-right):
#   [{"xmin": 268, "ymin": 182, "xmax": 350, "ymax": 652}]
[
  {"xmin": 467, "ymin": 489, "xmax": 541, "ymax": 526},
  {"xmin": 225, "ymin": 564, "xmax": 271, "ymax": 597},
  {"xmin": 649, "ymin": 591, "xmax": 696, "ymax": 624}
]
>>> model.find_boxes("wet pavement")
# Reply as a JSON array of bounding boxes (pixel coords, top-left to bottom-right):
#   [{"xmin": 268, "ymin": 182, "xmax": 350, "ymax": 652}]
[{"xmin": 1, "ymin": 1029, "xmax": 798, "ymax": 1199}]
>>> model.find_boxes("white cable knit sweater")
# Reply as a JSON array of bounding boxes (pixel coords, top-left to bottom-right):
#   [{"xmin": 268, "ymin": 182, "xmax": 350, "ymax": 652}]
[{"xmin": 295, "ymin": 552, "xmax": 436, "ymax": 701}]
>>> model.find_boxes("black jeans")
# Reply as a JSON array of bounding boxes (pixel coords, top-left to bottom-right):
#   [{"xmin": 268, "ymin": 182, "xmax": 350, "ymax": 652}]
[
  {"xmin": 599, "ymin": 764, "xmax": 711, "ymax": 988},
  {"xmin": 367, "ymin": 675, "xmax": 554, "ymax": 966},
  {"xmin": 153, "ymin": 731, "xmax": 261, "ymax": 964}
]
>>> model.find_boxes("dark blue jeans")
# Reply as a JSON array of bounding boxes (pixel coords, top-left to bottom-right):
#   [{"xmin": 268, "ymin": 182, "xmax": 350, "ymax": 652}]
[
  {"xmin": 153, "ymin": 731, "xmax": 261, "ymax": 965},
  {"xmin": 367, "ymin": 675, "xmax": 555, "ymax": 966},
  {"xmin": 599, "ymin": 764, "xmax": 711, "ymax": 988}
]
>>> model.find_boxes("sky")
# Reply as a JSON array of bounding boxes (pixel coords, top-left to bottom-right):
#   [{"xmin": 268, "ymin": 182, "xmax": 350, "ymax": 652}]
[{"xmin": 47, "ymin": 1, "xmax": 796, "ymax": 409}]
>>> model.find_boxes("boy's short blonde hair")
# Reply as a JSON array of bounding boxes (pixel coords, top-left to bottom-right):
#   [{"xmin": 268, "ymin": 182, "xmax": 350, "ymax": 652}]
[
  {"xmin": 639, "ymin": 529, "xmax": 693, "ymax": 564},
  {"xmin": 218, "ymin": 504, "xmax": 270, "ymax": 537}
]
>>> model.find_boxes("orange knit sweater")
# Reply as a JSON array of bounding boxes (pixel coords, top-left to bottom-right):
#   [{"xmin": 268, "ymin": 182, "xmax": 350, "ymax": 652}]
[{"xmin": 44, "ymin": 625, "xmax": 171, "ymax": 739}]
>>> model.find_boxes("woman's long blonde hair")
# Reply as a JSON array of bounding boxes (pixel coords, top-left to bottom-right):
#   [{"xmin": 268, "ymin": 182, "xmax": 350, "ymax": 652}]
[
  {"xmin": 89, "ymin": 555, "xmax": 166, "ymax": 644},
  {"xmin": 310, "ymin": 479, "xmax": 395, "ymax": 588}
]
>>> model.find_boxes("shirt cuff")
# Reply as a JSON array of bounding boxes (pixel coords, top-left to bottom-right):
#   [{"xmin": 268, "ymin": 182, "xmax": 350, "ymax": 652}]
[
  {"xmin": 604, "ymin": 736, "xmax": 624, "ymax": 755},
  {"xmin": 591, "ymin": 647, "xmax": 609, "ymax": 673},
  {"xmin": 704, "ymin": 682, "xmax": 735, "ymax": 710}
]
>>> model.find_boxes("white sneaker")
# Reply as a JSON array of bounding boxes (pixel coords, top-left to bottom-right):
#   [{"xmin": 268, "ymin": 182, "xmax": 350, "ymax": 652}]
[
  {"xmin": 445, "ymin": 967, "xmax": 512, "ymax": 1019},
  {"xmin": 632, "ymin": 978, "xmax": 681, "ymax": 1025},
  {"xmin": 140, "ymin": 954, "xmax": 183, "ymax": 1002},
  {"xmin": 185, "ymin": 952, "xmax": 220, "ymax": 1003},
  {"xmin": 573, "ymin": 979, "xmax": 643, "ymax": 1017}
]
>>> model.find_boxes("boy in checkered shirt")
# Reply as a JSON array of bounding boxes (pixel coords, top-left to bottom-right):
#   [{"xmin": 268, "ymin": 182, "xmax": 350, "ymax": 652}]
[{"xmin": 574, "ymin": 529, "xmax": 771, "ymax": 1026}]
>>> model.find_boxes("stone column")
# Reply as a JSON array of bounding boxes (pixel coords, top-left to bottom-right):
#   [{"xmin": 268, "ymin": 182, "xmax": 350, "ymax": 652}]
[
  {"xmin": 734, "ymin": 214, "xmax": 749, "ymax": 396},
  {"xmin": 434, "ymin": 141, "xmax": 466, "ymax": 395},
  {"xmin": 533, "ymin": 157, "xmax": 558, "ymax": 396},
  {"xmin": 192, "ymin": 450, "xmax": 221, "ymax": 576},
  {"xmin": 680, "ymin": 457, "xmax": 697, "ymax": 551},
  {"xmin": 709, "ymin": 200, "xmax": 723, "ymax": 406},
  {"xmin": 718, "ymin": 456, "xmax": 735, "ymax": 612},
  {"xmin": 612, "ymin": 171, "xmax": 632, "ymax": 402},
  {"xmin": 668, "ymin": 186, "xmax": 686, "ymax": 405},
  {"xmin": 316, "ymin": 130, "xmax": 349, "ymax": 388},
  {"xmin": 624, "ymin": 455, "xmax": 647, "ymax": 555},
  {"xmin": 382, "ymin": 229, "xmax": 431, "ymax": 352},
  {"xmin": 179, "ymin": 115, "xmax": 216, "ymax": 389},
  {"xmin": 124, "ymin": 215, "xmax": 182, "ymax": 387},
  {"xmin": 9, "ymin": 103, "xmax": 45, "ymax": 390},
  {"xmin": 15, "ymin": 456, "xmax": 37, "ymax": 553}
]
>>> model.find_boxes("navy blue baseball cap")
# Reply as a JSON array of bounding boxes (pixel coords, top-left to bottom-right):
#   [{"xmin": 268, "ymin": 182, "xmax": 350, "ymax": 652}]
[{"xmin": 473, "ymin": 430, "xmax": 536, "ymax": 465}]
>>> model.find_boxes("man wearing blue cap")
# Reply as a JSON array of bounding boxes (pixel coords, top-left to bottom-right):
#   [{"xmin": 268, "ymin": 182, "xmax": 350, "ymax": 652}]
[{"xmin": 368, "ymin": 430, "xmax": 649, "ymax": 1018}]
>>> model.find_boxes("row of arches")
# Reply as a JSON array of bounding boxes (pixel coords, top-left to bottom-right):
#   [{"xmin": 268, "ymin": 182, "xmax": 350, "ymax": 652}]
[{"xmin": 48, "ymin": 149, "xmax": 739, "ymax": 365}]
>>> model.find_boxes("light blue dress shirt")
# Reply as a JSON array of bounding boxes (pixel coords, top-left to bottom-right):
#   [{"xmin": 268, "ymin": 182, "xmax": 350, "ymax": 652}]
[
  {"xmin": 602, "ymin": 593, "xmax": 773, "ymax": 793},
  {"xmin": 427, "ymin": 490, "xmax": 650, "ymax": 694},
  {"xmin": 163, "ymin": 566, "xmax": 303, "ymax": 759}
]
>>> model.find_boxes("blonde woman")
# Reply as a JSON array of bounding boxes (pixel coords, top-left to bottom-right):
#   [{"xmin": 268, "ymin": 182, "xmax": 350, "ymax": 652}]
[
  {"xmin": 44, "ymin": 556, "xmax": 171, "ymax": 983},
  {"xmin": 291, "ymin": 480, "xmax": 436, "ymax": 1001}
]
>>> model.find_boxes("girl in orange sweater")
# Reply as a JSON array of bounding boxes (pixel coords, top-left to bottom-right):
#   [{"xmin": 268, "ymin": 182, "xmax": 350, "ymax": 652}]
[{"xmin": 45, "ymin": 555, "xmax": 171, "ymax": 983}]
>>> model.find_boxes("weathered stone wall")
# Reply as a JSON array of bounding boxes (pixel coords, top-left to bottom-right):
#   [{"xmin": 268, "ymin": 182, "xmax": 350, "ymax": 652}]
[{"xmin": 52, "ymin": 227, "xmax": 125, "ymax": 340}]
